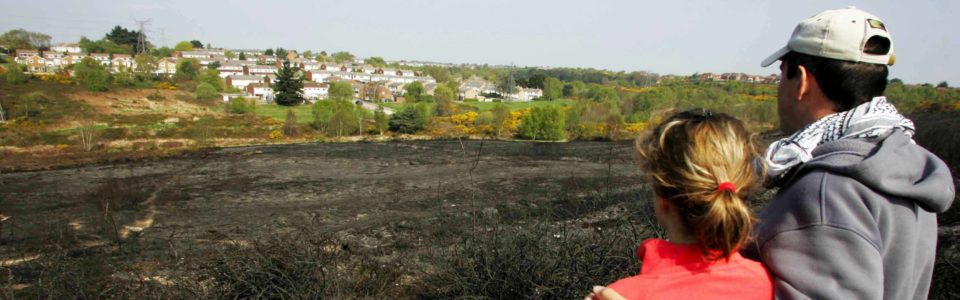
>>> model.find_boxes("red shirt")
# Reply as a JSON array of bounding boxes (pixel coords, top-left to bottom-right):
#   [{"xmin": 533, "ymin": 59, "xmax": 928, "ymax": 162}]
[{"xmin": 604, "ymin": 239, "xmax": 772, "ymax": 300}]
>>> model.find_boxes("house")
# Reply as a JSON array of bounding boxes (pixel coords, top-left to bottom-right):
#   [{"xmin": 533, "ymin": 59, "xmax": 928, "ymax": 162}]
[
  {"xmin": 285, "ymin": 51, "xmax": 298, "ymax": 60},
  {"xmin": 156, "ymin": 58, "xmax": 178, "ymax": 75},
  {"xmin": 305, "ymin": 70, "xmax": 332, "ymax": 82},
  {"xmin": 299, "ymin": 61, "xmax": 319, "ymax": 71},
  {"xmin": 246, "ymin": 83, "xmax": 275, "ymax": 103},
  {"xmin": 111, "ymin": 54, "xmax": 134, "ymax": 71},
  {"xmin": 90, "ymin": 53, "xmax": 111, "ymax": 67},
  {"xmin": 23, "ymin": 54, "xmax": 46, "ymax": 73},
  {"xmin": 51, "ymin": 43, "xmax": 82, "ymax": 53},
  {"xmin": 515, "ymin": 88, "xmax": 543, "ymax": 101},
  {"xmin": 217, "ymin": 61, "xmax": 248, "ymax": 78},
  {"xmin": 244, "ymin": 65, "xmax": 278, "ymax": 76},
  {"xmin": 302, "ymin": 82, "xmax": 329, "ymax": 101},
  {"xmin": 14, "ymin": 49, "xmax": 38, "ymax": 60},
  {"xmin": 220, "ymin": 93, "xmax": 246, "ymax": 103},
  {"xmin": 257, "ymin": 55, "xmax": 278, "ymax": 64},
  {"xmin": 424, "ymin": 82, "xmax": 437, "ymax": 96},
  {"xmin": 359, "ymin": 83, "xmax": 393, "ymax": 102},
  {"xmin": 225, "ymin": 75, "xmax": 269, "ymax": 90}
]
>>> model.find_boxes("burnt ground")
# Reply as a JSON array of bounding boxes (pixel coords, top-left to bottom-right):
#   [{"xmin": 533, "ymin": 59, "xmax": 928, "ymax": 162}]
[{"xmin": 0, "ymin": 140, "xmax": 957, "ymax": 298}]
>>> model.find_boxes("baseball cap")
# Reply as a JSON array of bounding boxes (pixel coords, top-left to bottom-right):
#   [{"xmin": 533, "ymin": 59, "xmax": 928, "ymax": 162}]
[{"xmin": 761, "ymin": 6, "xmax": 895, "ymax": 67}]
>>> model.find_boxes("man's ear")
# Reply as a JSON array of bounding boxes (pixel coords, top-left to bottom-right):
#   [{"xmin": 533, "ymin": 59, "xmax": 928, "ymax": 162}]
[{"xmin": 797, "ymin": 65, "xmax": 812, "ymax": 101}]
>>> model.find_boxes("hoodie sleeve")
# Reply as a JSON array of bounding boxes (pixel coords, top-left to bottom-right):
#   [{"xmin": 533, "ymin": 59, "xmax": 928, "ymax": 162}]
[{"xmin": 761, "ymin": 225, "xmax": 883, "ymax": 300}]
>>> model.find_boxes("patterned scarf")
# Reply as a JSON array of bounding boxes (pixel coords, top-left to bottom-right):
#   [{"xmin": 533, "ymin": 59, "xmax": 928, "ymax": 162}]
[{"xmin": 765, "ymin": 96, "xmax": 915, "ymax": 184}]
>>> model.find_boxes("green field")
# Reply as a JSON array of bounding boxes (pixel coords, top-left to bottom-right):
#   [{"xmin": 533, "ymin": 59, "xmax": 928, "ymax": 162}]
[
  {"xmin": 254, "ymin": 103, "xmax": 316, "ymax": 123},
  {"xmin": 381, "ymin": 99, "xmax": 574, "ymax": 113}
]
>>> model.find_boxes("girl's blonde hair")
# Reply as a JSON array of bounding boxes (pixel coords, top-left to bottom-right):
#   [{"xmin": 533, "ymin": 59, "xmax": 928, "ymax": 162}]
[{"xmin": 636, "ymin": 109, "xmax": 764, "ymax": 260}]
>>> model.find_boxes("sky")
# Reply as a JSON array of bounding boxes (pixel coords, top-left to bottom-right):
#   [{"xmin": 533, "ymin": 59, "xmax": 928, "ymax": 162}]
[{"xmin": 1, "ymin": 0, "xmax": 957, "ymax": 85}]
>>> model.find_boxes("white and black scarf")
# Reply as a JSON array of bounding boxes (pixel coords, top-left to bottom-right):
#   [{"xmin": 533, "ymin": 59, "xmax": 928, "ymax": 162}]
[{"xmin": 765, "ymin": 96, "xmax": 915, "ymax": 184}]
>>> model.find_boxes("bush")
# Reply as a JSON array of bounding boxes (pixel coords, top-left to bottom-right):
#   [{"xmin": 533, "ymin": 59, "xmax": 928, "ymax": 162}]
[
  {"xmin": 388, "ymin": 106, "xmax": 427, "ymax": 134},
  {"xmin": 4, "ymin": 63, "xmax": 27, "ymax": 84},
  {"xmin": 195, "ymin": 82, "xmax": 218, "ymax": 99},
  {"xmin": 229, "ymin": 97, "xmax": 256, "ymax": 114},
  {"xmin": 74, "ymin": 57, "xmax": 110, "ymax": 92},
  {"xmin": 518, "ymin": 105, "xmax": 566, "ymax": 141},
  {"xmin": 283, "ymin": 109, "xmax": 300, "ymax": 137}
]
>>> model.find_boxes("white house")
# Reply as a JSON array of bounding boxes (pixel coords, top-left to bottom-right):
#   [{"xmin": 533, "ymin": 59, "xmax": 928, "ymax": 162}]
[
  {"xmin": 302, "ymin": 82, "xmax": 329, "ymax": 101},
  {"xmin": 90, "ymin": 53, "xmax": 111, "ymax": 67},
  {"xmin": 217, "ymin": 61, "xmax": 247, "ymax": 78},
  {"xmin": 225, "ymin": 75, "xmax": 268, "ymax": 90},
  {"xmin": 111, "ymin": 54, "xmax": 134, "ymax": 72},
  {"xmin": 244, "ymin": 65, "xmax": 278, "ymax": 76},
  {"xmin": 246, "ymin": 83, "xmax": 275, "ymax": 103},
  {"xmin": 156, "ymin": 58, "xmax": 178, "ymax": 75}
]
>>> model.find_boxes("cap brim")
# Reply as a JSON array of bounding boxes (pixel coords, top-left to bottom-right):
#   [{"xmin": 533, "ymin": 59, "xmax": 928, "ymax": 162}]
[{"xmin": 761, "ymin": 46, "xmax": 790, "ymax": 67}]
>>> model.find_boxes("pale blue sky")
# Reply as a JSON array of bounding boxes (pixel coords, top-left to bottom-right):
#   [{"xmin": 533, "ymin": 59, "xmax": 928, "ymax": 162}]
[{"xmin": 2, "ymin": 0, "xmax": 957, "ymax": 85}]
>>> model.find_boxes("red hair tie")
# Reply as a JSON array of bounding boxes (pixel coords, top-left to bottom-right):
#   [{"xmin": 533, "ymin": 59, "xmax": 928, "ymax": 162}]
[{"xmin": 717, "ymin": 182, "xmax": 736, "ymax": 193}]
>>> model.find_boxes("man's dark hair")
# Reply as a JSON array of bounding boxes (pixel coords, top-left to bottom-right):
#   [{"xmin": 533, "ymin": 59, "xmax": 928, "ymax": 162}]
[{"xmin": 782, "ymin": 40, "xmax": 890, "ymax": 111}]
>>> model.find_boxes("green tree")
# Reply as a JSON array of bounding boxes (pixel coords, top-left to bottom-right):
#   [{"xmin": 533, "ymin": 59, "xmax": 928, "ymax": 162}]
[
  {"xmin": 328, "ymin": 81, "xmax": 355, "ymax": 102},
  {"xmin": 283, "ymin": 109, "xmax": 301, "ymax": 137},
  {"xmin": 331, "ymin": 51, "xmax": 355, "ymax": 64},
  {"xmin": 224, "ymin": 50, "xmax": 236, "ymax": 59},
  {"xmin": 190, "ymin": 40, "xmax": 204, "ymax": 49},
  {"xmin": 264, "ymin": 49, "xmax": 274, "ymax": 56},
  {"xmin": 197, "ymin": 69, "xmax": 223, "ymax": 91},
  {"xmin": 366, "ymin": 56, "xmax": 387, "ymax": 68},
  {"xmin": 229, "ymin": 97, "xmax": 256, "ymax": 114},
  {"xmin": 73, "ymin": 57, "xmax": 111, "ymax": 92},
  {"xmin": 3, "ymin": 63, "xmax": 27, "ymax": 84},
  {"xmin": 79, "ymin": 36, "xmax": 132, "ymax": 54},
  {"xmin": 311, "ymin": 99, "xmax": 359, "ymax": 136},
  {"xmin": 238, "ymin": 52, "xmax": 247, "ymax": 61},
  {"xmin": 174, "ymin": 41, "xmax": 194, "ymax": 52},
  {"xmin": 207, "ymin": 61, "xmax": 221, "ymax": 70},
  {"xmin": 275, "ymin": 48, "xmax": 288, "ymax": 59},
  {"xmin": 105, "ymin": 25, "xmax": 148, "ymax": 54},
  {"xmin": 133, "ymin": 53, "xmax": 158, "ymax": 78},
  {"xmin": 272, "ymin": 60, "xmax": 304, "ymax": 106},
  {"xmin": 434, "ymin": 84, "xmax": 456, "ymax": 116},
  {"xmin": 152, "ymin": 46, "xmax": 173, "ymax": 57},
  {"xmin": 937, "ymin": 81, "xmax": 949, "ymax": 88},
  {"xmin": 404, "ymin": 81, "xmax": 425, "ymax": 102},
  {"xmin": 518, "ymin": 106, "xmax": 565, "ymax": 141},
  {"xmin": 543, "ymin": 77, "xmax": 563, "ymax": 100},
  {"xmin": 0, "ymin": 28, "xmax": 51, "ymax": 50},
  {"xmin": 389, "ymin": 106, "xmax": 427, "ymax": 134},
  {"xmin": 373, "ymin": 105, "xmax": 389, "ymax": 135},
  {"xmin": 564, "ymin": 81, "xmax": 587, "ymax": 98},
  {"xmin": 585, "ymin": 83, "xmax": 619, "ymax": 102},
  {"xmin": 174, "ymin": 58, "xmax": 200, "ymax": 81},
  {"xmin": 490, "ymin": 102, "xmax": 511, "ymax": 137},
  {"xmin": 302, "ymin": 50, "xmax": 314, "ymax": 59},
  {"xmin": 195, "ymin": 82, "xmax": 218, "ymax": 99}
]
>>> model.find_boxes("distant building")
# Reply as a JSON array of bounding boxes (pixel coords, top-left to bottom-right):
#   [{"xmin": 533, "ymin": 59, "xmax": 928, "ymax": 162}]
[{"xmin": 51, "ymin": 43, "xmax": 82, "ymax": 54}]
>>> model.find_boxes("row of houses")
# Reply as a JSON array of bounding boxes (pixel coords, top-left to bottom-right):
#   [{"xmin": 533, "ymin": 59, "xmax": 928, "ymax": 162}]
[
  {"xmin": 11, "ymin": 49, "xmax": 178, "ymax": 74},
  {"xmin": 458, "ymin": 76, "xmax": 543, "ymax": 102},
  {"xmin": 696, "ymin": 72, "xmax": 780, "ymax": 84}
]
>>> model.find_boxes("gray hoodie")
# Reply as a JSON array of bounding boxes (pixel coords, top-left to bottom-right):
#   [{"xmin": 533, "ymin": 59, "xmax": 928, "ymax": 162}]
[{"xmin": 755, "ymin": 130, "xmax": 955, "ymax": 299}]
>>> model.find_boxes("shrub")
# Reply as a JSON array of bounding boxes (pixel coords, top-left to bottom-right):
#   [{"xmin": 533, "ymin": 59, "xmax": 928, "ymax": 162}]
[
  {"xmin": 388, "ymin": 106, "xmax": 426, "ymax": 134},
  {"xmin": 283, "ymin": 109, "xmax": 300, "ymax": 137},
  {"xmin": 4, "ymin": 63, "xmax": 27, "ymax": 84},
  {"xmin": 195, "ymin": 82, "xmax": 218, "ymax": 99},
  {"xmin": 229, "ymin": 97, "xmax": 256, "ymax": 114},
  {"xmin": 518, "ymin": 105, "xmax": 566, "ymax": 141},
  {"xmin": 73, "ymin": 57, "xmax": 110, "ymax": 92}
]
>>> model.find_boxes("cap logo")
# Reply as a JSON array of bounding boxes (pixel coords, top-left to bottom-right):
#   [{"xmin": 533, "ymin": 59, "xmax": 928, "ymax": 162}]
[{"xmin": 868, "ymin": 19, "xmax": 886, "ymax": 31}]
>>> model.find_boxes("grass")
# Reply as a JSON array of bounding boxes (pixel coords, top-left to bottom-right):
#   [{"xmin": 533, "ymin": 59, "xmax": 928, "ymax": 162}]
[
  {"xmin": 252, "ymin": 103, "xmax": 315, "ymax": 124},
  {"xmin": 381, "ymin": 99, "xmax": 575, "ymax": 113}
]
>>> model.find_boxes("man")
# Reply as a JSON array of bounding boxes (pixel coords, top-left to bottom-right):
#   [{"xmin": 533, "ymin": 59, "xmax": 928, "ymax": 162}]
[{"xmin": 754, "ymin": 6, "xmax": 955, "ymax": 299}]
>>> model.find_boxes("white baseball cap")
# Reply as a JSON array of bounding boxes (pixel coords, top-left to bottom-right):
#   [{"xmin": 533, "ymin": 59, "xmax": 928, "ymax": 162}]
[{"xmin": 761, "ymin": 6, "xmax": 895, "ymax": 67}]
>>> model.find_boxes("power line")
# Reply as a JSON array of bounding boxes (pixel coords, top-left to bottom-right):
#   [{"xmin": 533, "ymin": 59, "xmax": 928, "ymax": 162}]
[{"xmin": 135, "ymin": 18, "xmax": 151, "ymax": 54}]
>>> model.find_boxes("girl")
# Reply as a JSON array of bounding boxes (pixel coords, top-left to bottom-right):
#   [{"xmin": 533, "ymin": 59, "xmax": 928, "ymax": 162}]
[{"xmin": 588, "ymin": 109, "xmax": 772, "ymax": 300}]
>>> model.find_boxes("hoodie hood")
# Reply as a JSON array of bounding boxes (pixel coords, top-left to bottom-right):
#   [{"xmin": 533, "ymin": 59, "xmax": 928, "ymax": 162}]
[{"xmin": 799, "ymin": 130, "xmax": 955, "ymax": 213}]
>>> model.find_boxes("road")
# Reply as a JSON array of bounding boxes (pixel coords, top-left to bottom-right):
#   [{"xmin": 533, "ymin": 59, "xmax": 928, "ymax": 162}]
[{"xmin": 358, "ymin": 100, "xmax": 396, "ymax": 115}]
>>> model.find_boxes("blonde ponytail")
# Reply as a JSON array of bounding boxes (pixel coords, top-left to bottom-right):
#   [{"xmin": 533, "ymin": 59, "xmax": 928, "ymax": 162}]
[{"xmin": 635, "ymin": 109, "xmax": 764, "ymax": 260}]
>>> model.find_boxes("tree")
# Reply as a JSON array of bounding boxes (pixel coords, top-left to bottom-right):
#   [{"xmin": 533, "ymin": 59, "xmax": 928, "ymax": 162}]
[
  {"xmin": 174, "ymin": 41, "xmax": 194, "ymax": 52},
  {"xmin": 366, "ymin": 56, "xmax": 387, "ymax": 68},
  {"xmin": 434, "ymin": 84, "xmax": 456, "ymax": 116},
  {"xmin": 133, "ymin": 54, "xmax": 158, "ymax": 77},
  {"xmin": 152, "ymin": 46, "xmax": 173, "ymax": 57},
  {"xmin": 937, "ymin": 81, "xmax": 949, "ymax": 88},
  {"xmin": 0, "ymin": 29, "xmax": 51, "ymax": 50},
  {"xmin": 3, "ymin": 63, "xmax": 27, "ymax": 84},
  {"xmin": 275, "ymin": 48, "xmax": 288, "ymax": 59},
  {"xmin": 224, "ymin": 50, "xmax": 236, "ymax": 59},
  {"xmin": 238, "ymin": 52, "xmax": 247, "ymax": 61},
  {"xmin": 543, "ymin": 77, "xmax": 563, "ymax": 100},
  {"xmin": 105, "ymin": 25, "xmax": 147, "ymax": 54},
  {"xmin": 207, "ymin": 61, "xmax": 221, "ymax": 70},
  {"xmin": 490, "ymin": 103, "xmax": 511, "ymax": 137},
  {"xmin": 74, "ymin": 57, "xmax": 111, "ymax": 91},
  {"xmin": 389, "ymin": 106, "xmax": 427, "ymax": 134},
  {"xmin": 174, "ymin": 58, "xmax": 200, "ymax": 81},
  {"xmin": 264, "ymin": 49, "xmax": 274, "ymax": 56},
  {"xmin": 229, "ymin": 97, "xmax": 256, "ymax": 114},
  {"xmin": 195, "ymin": 82, "xmax": 218, "ymax": 99},
  {"xmin": 311, "ymin": 99, "xmax": 359, "ymax": 136},
  {"xmin": 197, "ymin": 69, "xmax": 223, "ymax": 91},
  {"xmin": 272, "ymin": 60, "xmax": 304, "ymax": 106},
  {"xmin": 328, "ymin": 81, "xmax": 354, "ymax": 102},
  {"xmin": 331, "ymin": 51, "xmax": 355, "ymax": 64},
  {"xmin": 190, "ymin": 40, "xmax": 204, "ymax": 49},
  {"xmin": 585, "ymin": 83, "xmax": 619, "ymax": 102},
  {"xmin": 373, "ymin": 105, "xmax": 389, "ymax": 135},
  {"xmin": 79, "ymin": 36, "xmax": 131, "ymax": 54},
  {"xmin": 283, "ymin": 109, "xmax": 301, "ymax": 137},
  {"xmin": 404, "ymin": 81, "xmax": 425, "ymax": 102},
  {"xmin": 518, "ymin": 106, "xmax": 565, "ymax": 141}
]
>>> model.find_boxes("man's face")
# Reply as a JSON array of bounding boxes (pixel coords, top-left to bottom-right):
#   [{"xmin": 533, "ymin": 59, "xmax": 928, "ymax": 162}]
[{"xmin": 776, "ymin": 61, "xmax": 801, "ymax": 135}]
